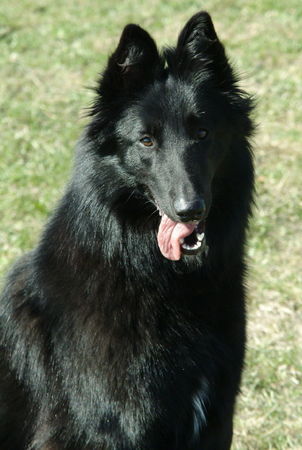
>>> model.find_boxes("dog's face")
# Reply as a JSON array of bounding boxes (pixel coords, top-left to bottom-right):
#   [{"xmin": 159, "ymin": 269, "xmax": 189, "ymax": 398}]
[
  {"xmin": 89, "ymin": 12, "xmax": 252, "ymax": 260},
  {"xmin": 116, "ymin": 77, "xmax": 232, "ymax": 220}
]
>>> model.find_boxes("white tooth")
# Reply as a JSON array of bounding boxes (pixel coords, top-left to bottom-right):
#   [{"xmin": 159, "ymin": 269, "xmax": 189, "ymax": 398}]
[
  {"xmin": 197, "ymin": 232, "xmax": 204, "ymax": 242},
  {"xmin": 181, "ymin": 241, "xmax": 203, "ymax": 252},
  {"xmin": 180, "ymin": 238, "xmax": 184, "ymax": 244}
]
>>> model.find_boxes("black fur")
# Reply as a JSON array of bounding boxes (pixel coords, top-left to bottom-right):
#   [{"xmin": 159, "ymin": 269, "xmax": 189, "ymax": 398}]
[{"xmin": 0, "ymin": 12, "xmax": 254, "ymax": 450}]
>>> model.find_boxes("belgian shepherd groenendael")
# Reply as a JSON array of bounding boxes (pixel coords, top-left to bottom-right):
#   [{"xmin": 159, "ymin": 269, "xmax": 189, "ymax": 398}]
[{"xmin": 0, "ymin": 11, "xmax": 254, "ymax": 450}]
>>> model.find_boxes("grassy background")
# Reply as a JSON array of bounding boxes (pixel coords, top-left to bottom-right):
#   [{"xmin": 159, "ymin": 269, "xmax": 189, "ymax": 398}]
[{"xmin": 1, "ymin": 1, "xmax": 301, "ymax": 448}]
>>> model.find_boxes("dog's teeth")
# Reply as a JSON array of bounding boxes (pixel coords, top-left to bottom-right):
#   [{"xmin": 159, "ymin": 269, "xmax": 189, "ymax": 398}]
[
  {"xmin": 182, "ymin": 243, "xmax": 190, "ymax": 250},
  {"xmin": 197, "ymin": 232, "xmax": 204, "ymax": 242},
  {"xmin": 181, "ymin": 241, "xmax": 201, "ymax": 251},
  {"xmin": 180, "ymin": 238, "xmax": 184, "ymax": 244}
]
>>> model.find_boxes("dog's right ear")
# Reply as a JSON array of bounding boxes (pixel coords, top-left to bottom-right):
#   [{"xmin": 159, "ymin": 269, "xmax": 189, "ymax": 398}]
[{"xmin": 99, "ymin": 24, "xmax": 160, "ymax": 100}]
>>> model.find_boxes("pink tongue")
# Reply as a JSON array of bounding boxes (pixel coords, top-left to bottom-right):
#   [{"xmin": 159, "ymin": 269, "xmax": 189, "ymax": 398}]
[{"xmin": 157, "ymin": 214, "xmax": 195, "ymax": 261}]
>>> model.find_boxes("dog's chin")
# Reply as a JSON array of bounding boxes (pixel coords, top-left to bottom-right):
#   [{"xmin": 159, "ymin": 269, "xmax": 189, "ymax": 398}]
[{"xmin": 174, "ymin": 247, "xmax": 208, "ymax": 273}]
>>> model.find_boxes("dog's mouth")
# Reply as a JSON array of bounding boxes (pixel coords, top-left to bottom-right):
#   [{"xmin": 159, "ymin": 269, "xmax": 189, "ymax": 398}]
[
  {"xmin": 180, "ymin": 220, "xmax": 206, "ymax": 255},
  {"xmin": 156, "ymin": 210, "xmax": 208, "ymax": 261}
]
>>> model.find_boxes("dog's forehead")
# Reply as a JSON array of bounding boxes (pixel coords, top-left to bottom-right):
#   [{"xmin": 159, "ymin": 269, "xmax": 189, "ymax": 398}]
[{"xmin": 138, "ymin": 77, "xmax": 201, "ymax": 121}]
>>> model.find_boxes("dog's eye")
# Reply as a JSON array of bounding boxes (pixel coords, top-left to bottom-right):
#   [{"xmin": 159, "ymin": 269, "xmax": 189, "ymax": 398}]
[
  {"xmin": 197, "ymin": 129, "xmax": 208, "ymax": 140},
  {"xmin": 140, "ymin": 136, "xmax": 154, "ymax": 147}
]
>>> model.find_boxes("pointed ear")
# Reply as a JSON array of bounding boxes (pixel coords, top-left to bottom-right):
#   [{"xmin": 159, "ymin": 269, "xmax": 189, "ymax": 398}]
[
  {"xmin": 177, "ymin": 11, "xmax": 219, "ymax": 48},
  {"xmin": 99, "ymin": 24, "xmax": 160, "ymax": 100},
  {"xmin": 170, "ymin": 12, "xmax": 234, "ymax": 88}
]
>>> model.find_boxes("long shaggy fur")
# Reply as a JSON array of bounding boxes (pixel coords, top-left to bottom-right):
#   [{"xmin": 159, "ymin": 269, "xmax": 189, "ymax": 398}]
[{"xmin": 0, "ymin": 12, "xmax": 254, "ymax": 450}]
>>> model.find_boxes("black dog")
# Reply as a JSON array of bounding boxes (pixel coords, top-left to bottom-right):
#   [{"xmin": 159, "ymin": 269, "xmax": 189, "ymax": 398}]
[{"xmin": 0, "ymin": 12, "xmax": 254, "ymax": 450}]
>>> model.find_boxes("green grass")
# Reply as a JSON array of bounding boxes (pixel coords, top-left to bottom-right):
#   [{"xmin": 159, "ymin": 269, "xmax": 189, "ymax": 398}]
[{"xmin": 1, "ymin": 1, "xmax": 302, "ymax": 448}]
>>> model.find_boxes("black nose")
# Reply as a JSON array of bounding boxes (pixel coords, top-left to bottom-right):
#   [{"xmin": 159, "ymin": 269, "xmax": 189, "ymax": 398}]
[{"xmin": 174, "ymin": 198, "xmax": 206, "ymax": 222}]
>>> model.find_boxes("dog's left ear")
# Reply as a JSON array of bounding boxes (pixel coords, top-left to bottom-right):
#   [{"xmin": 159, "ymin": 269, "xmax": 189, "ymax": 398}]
[
  {"xmin": 170, "ymin": 12, "xmax": 234, "ymax": 88},
  {"xmin": 99, "ymin": 24, "xmax": 161, "ymax": 100}
]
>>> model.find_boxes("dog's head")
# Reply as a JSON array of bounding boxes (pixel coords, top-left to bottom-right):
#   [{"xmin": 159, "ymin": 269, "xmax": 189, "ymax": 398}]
[{"xmin": 87, "ymin": 12, "xmax": 254, "ymax": 261}]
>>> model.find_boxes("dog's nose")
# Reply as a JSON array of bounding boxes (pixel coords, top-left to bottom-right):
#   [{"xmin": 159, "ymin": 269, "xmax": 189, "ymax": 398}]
[{"xmin": 174, "ymin": 198, "xmax": 206, "ymax": 222}]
